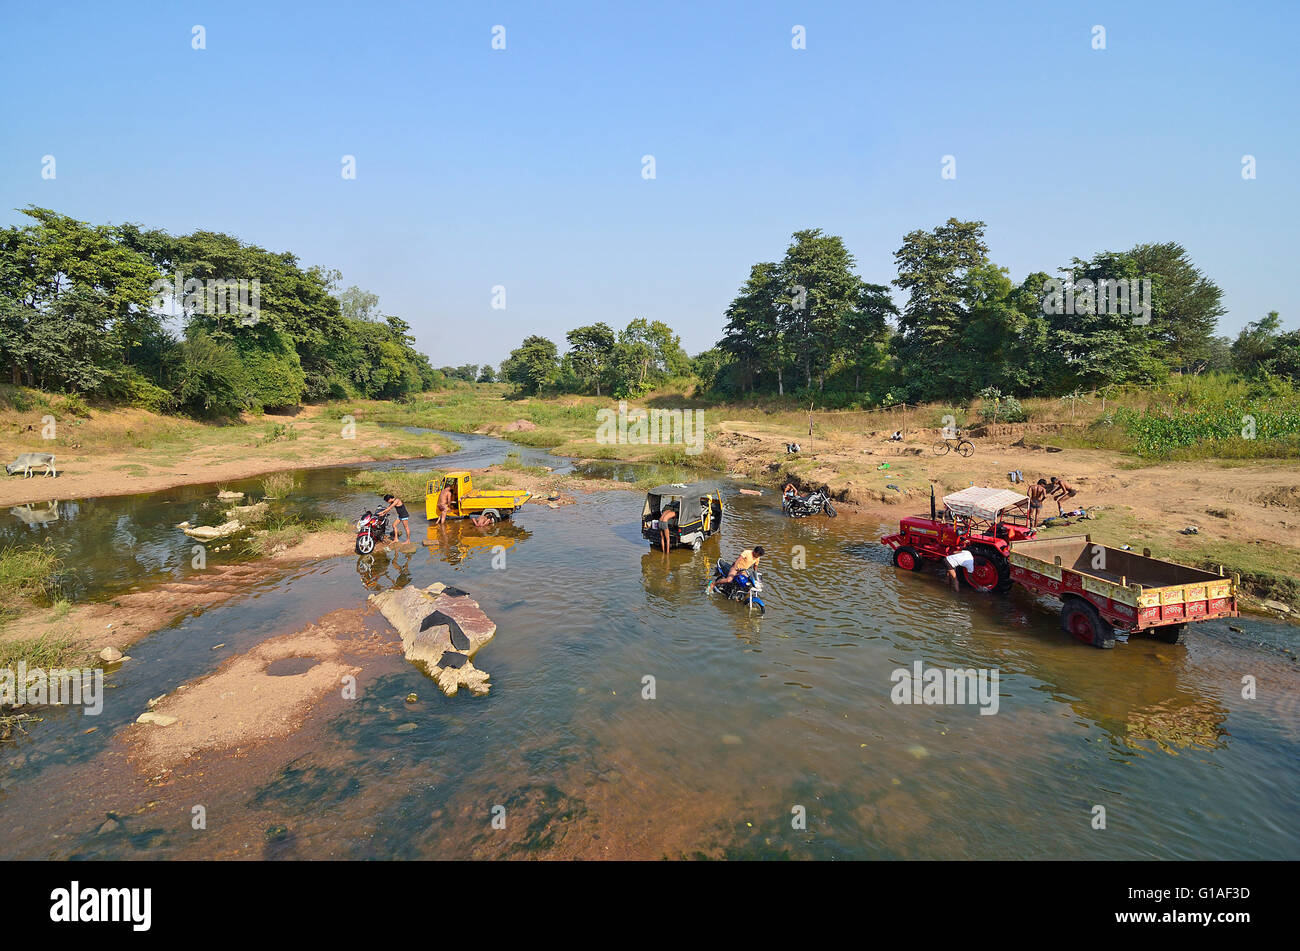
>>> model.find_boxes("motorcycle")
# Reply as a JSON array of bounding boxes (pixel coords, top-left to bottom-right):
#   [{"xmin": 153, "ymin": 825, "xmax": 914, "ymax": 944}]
[
  {"xmin": 782, "ymin": 489, "xmax": 837, "ymax": 518},
  {"xmin": 707, "ymin": 558, "xmax": 766, "ymax": 614},
  {"xmin": 354, "ymin": 510, "xmax": 393, "ymax": 555}
]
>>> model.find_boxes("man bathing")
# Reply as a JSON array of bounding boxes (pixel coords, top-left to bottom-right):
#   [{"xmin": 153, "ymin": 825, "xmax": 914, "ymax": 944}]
[{"xmin": 715, "ymin": 545, "xmax": 764, "ymax": 589}]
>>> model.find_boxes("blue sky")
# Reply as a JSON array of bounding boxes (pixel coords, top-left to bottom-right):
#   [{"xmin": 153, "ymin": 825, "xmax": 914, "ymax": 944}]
[{"xmin": 2, "ymin": 0, "xmax": 1297, "ymax": 367}]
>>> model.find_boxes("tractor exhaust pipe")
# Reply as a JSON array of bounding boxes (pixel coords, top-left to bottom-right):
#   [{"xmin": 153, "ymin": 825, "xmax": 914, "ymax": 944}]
[{"xmin": 931, "ymin": 484, "xmax": 936, "ymax": 521}]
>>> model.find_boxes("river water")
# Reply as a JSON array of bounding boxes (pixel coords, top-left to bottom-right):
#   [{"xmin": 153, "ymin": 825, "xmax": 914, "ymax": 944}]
[{"xmin": 2, "ymin": 433, "xmax": 1297, "ymax": 859}]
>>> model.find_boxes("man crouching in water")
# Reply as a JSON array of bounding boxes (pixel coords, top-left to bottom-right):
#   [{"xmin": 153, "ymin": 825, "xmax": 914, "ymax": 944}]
[{"xmin": 711, "ymin": 545, "xmax": 765, "ymax": 591}]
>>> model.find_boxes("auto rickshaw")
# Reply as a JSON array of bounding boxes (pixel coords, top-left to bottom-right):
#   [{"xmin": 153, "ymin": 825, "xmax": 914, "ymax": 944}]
[{"xmin": 640, "ymin": 482, "xmax": 723, "ymax": 551}]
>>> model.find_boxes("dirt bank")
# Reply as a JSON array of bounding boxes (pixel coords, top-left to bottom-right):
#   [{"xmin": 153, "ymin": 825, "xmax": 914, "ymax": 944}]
[
  {"xmin": 0, "ymin": 530, "xmax": 355, "ymax": 660},
  {"xmin": 0, "ymin": 403, "xmax": 455, "ymax": 508}
]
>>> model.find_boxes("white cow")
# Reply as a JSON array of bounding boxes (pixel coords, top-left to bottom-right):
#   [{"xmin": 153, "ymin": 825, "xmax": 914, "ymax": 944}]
[{"xmin": 5, "ymin": 452, "xmax": 57, "ymax": 478}]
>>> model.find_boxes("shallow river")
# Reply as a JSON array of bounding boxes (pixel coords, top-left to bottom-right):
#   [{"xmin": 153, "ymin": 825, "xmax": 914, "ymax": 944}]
[{"xmin": 2, "ymin": 433, "xmax": 1297, "ymax": 859}]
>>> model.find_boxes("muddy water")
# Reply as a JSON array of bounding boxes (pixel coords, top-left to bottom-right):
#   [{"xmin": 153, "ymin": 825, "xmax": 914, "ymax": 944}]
[{"xmin": 1, "ymin": 434, "xmax": 1297, "ymax": 860}]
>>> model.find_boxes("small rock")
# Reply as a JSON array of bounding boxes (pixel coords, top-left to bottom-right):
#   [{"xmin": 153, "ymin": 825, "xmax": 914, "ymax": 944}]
[
  {"xmin": 96, "ymin": 818, "xmax": 120, "ymax": 836},
  {"xmin": 395, "ymin": 722, "xmax": 418, "ymax": 733},
  {"xmin": 136, "ymin": 712, "xmax": 178, "ymax": 727},
  {"xmin": 99, "ymin": 646, "xmax": 122, "ymax": 663},
  {"xmin": 405, "ymin": 693, "xmax": 418, "ymax": 703},
  {"xmin": 1263, "ymin": 599, "xmax": 1292, "ymax": 614}
]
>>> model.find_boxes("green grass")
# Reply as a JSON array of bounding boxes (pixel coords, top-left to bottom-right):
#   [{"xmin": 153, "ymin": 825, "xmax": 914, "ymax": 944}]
[
  {"xmin": 0, "ymin": 544, "xmax": 63, "ymax": 619},
  {"xmin": 0, "ymin": 632, "xmax": 86, "ymax": 670}
]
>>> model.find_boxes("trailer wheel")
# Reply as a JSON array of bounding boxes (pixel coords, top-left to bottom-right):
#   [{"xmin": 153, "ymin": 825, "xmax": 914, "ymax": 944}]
[
  {"xmin": 1152, "ymin": 623, "xmax": 1187, "ymax": 645},
  {"xmin": 1061, "ymin": 598, "xmax": 1115, "ymax": 649},
  {"xmin": 893, "ymin": 546, "xmax": 923, "ymax": 571}
]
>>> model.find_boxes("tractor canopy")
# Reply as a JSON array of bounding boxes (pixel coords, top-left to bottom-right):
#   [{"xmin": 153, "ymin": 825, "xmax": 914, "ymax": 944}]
[{"xmin": 942, "ymin": 486, "xmax": 1029, "ymax": 521}]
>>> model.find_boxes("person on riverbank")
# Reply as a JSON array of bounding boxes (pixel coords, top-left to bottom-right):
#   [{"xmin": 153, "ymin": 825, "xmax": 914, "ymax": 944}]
[
  {"xmin": 1048, "ymin": 476, "xmax": 1079, "ymax": 516},
  {"xmin": 1027, "ymin": 479, "xmax": 1048, "ymax": 528},
  {"xmin": 377, "ymin": 493, "xmax": 411, "ymax": 543}
]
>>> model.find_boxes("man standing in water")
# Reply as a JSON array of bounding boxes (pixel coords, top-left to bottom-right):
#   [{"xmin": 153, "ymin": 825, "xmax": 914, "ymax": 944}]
[
  {"xmin": 435, "ymin": 482, "xmax": 453, "ymax": 526},
  {"xmin": 657, "ymin": 504, "xmax": 677, "ymax": 553}
]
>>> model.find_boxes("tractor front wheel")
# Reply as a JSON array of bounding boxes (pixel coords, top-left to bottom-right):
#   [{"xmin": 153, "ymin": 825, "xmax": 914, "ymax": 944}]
[
  {"xmin": 1061, "ymin": 598, "xmax": 1115, "ymax": 649},
  {"xmin": 893, "ymin": 546, "xmax": 923, "ymax": 571}
]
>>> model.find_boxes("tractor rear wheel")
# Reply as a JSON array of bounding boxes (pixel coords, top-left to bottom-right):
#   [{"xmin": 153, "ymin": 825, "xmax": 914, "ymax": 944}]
[
  {"xmin": 1061, "ymin": 598, "xmax": 1115, "ymax": 649},
  {"xmin": 1152, "ymin": 623, "xmax": 1187, "ymax": 645},
  {"xmin": 893, "ymin": 546, "xmax": 923, "ymax": 571},
  {"xmin": 965, "ymin": 546, "xmax": 1014, "ymax": 595}
]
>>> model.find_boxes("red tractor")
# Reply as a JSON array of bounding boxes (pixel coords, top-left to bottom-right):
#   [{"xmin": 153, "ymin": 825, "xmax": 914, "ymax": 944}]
[{"xmin": 881, "ymin": 486, "xmax": 1037, "ymax": 594}]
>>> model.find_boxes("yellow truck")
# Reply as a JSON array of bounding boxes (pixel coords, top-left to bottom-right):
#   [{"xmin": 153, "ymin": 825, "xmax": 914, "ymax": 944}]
[{"xmin": 425, "ymin": 470, "xmax": 531, "ymax": 523}]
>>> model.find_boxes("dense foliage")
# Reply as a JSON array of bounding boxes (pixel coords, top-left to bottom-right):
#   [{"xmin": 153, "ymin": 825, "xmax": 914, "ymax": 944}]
[
  {"xmin": 494, "ymin": 220, "xmax": 1292, "ymax": 412},
  {"xmin": 0, "ymin": 207, "xmax": 440, "ymax": 416}
]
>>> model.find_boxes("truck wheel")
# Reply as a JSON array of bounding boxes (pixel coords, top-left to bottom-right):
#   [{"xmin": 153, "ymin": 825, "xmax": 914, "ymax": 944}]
[
  {"xmin": 481, "ymin": 509, "xmax": 500, "ymax": 523},
  {"xmin": 893, "ymin": 546, "xmax": 923, "ymax": 571},
  {"xmin": 1152, "ymin": 623, "xmax": 1187, "ymax": 645},
  {"xmin": 1061, "ymin": 598, "xmax": 1115, "ymax": 649}
]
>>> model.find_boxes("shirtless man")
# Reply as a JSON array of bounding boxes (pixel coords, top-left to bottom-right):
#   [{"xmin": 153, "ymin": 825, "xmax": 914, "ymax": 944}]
[
  {"xmin": 657, "ymin": 505, "xmax": 677, "ymax": 553},
  {"xmin": 435, "ymin": 483, "xmax": 453, "ymax": 525},
  {"xmin": 1049, "ymin": 476, "xmax": 1079, "ymax": 516},
  {"xmin": 715, "ymin": 545, "xmax": 764, "ymax": 588},
  {"xmin": 1027, "ymin": 479, "xmax": 1048, "ymax": 528}
]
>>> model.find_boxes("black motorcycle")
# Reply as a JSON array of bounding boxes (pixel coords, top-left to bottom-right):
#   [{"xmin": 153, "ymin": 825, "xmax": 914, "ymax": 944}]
[{"xmin": 782, "ymin": 489, "xmax": 837, "ymax": 518}]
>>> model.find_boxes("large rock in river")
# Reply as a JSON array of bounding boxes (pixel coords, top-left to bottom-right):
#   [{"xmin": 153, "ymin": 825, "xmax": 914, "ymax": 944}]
[{"xmin": 368, "ymin": 583, "xmax": 497, "ymax": 697}]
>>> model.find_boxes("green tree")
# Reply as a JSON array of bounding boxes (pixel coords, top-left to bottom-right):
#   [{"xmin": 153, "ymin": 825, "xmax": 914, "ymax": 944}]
[
  {"xmin": 565, "ymin": 322, "xmax": 617, "ymax": 396},
  {"xmin": 891, "ymin": 218, "xmax": 990, "ymax": 400},
  {"xmin": 500, "ymin": 335, "xmax": 558, "ymax": 394}
]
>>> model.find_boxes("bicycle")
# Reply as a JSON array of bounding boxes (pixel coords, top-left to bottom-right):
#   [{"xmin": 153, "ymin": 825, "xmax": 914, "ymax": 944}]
[{"xmin": 932, "ymin": 430, "xmax": 975, "ymax": 457}]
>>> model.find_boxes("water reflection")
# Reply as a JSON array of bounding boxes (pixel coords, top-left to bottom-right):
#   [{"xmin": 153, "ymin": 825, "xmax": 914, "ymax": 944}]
[
  {"xmin": 9, "ymin": 499, "xmax": 61, "ymax": 528},
  {"xmin": 420, "ymin": 519, "xmax": 532, "ymax": 568}
]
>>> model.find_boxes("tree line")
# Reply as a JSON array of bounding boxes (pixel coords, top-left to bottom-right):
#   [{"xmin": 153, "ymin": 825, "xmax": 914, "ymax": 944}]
[
  {"xmin": 498, "ymin": 220, "xmax": 1296, "ymax": 404},
  {"xmin": 0, "ymin": 206, "xmax": 440, "ymax": 416}
]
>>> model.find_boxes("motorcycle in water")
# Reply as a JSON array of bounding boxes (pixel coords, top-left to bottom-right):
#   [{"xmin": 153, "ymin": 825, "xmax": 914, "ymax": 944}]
[
  {"xmin": 782, "ymin": 488, "xmax": 837, "ymax": 518},
  {"xmin": 707, "ymin": 558, "xmax": 766, "ymax": 614},
  {"xmin": 354, "ymin": 510, "xmax": 393, "ymax": 555}
]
